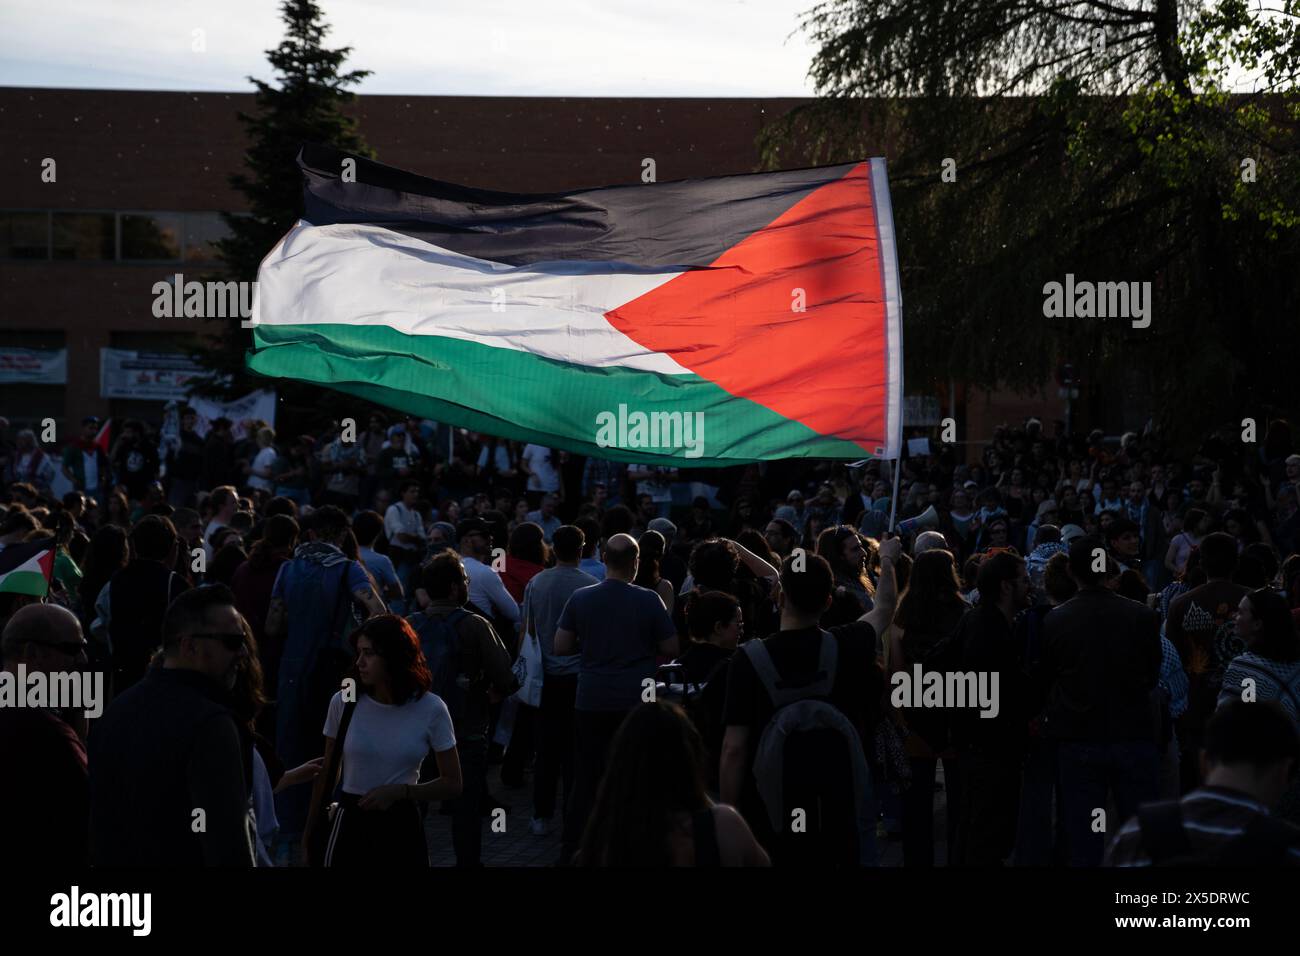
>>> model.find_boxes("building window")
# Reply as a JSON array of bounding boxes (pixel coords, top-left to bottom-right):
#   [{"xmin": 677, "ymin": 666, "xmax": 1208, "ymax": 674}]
[
  {"xmin": 0, "ymin": 211, "xmax": 49, "ymax": 259},
  {"xmin": 7, "ymin": 211, "xmax": 235, "ymax": 262},
  {"xmin": 183, "ymin": 212, "xmax": 232, "ymax": 264},
  {"xmin": 52, "ymin": 212, "xmax": 115, "ymax": 260},
  {"xmin": 121, "ymin": 212, "xmax": 184, "ymax": 261}
]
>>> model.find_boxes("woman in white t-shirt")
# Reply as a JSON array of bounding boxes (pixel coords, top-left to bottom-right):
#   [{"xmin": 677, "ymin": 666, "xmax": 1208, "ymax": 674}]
[{"xmin": 305, "ymin": 614, "xmax": 462, "ymax": 867}]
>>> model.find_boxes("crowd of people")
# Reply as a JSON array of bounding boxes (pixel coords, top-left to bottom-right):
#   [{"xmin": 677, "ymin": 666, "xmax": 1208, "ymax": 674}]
[{"xmin": 2, "ymin": 407, "xmax": 1300, "ymax": 867}]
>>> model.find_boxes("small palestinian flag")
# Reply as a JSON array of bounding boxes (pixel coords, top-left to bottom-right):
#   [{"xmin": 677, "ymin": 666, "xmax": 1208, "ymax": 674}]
[
  {"xmin": 0, "ymin": 537, "xmax": 55, "ymax": 597},
  {"xmin": 246, "ymin": 146, "xmax": 903, "ymax": 464},
  {"xmin": 93, "ymin": 418, "xmax": 112, "ymax": 456}
]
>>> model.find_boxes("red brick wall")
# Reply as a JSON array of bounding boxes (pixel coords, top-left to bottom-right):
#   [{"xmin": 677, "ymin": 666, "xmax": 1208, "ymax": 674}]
[
  {"xmin": 0, "ymin": 89, "xmax": 822, "ymax": 209},
  {"xmin": 0, "ymin": 89, "xmax": 251, "ymax": 210}
]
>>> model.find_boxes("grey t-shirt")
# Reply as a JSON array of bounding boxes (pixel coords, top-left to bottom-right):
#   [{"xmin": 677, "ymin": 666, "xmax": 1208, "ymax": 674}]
[
  {"xmin": 524, "ymin": 565, "xmax": 599, "ymax": 677},
  {"xmin": 557, "ymin": 579, "xmax": 676, "ymax": 712}
]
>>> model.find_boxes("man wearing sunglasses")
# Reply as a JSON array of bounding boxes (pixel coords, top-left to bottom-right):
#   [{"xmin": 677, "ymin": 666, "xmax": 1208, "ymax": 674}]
[
  {"xmin": 0, "ymin": 604, "xmax": 91, "ymax": 867},
  {"xmin": 89, "ymin": 585, "xmax": 256, "ymax": 867}
]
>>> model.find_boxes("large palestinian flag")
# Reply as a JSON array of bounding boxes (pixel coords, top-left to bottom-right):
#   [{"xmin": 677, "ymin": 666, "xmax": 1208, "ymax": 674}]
[
  {"xmin": 0, "ymin": 537, "xmax": 54, "ymax": 597},
  {"xmin": 246, "ymin": 145, "xmax": 903, "ymax": 465}
]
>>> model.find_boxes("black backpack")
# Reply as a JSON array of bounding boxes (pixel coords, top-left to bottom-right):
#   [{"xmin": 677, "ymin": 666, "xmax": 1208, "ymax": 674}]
[
  {"xmin": 1137, "ymin": 800, "xmax": 1300, "ymax": 866},
  {"xmin": 407, "ymin": 607, "xmax": 471, "ymax": 720},
  {"xmin": 745, "ymin": 633, "xmax": 873, "ymax": 866}
]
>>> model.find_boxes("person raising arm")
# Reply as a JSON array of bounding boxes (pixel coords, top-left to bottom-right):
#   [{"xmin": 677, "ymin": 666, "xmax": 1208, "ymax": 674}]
[{"xmin": 722, "ymin": 536, "xmax": 780, "ymax": 583}]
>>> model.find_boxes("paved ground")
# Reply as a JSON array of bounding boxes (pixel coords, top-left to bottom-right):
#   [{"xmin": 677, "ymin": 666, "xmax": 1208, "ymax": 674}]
[
  {"xmin": 423, "ymin": 763, "xmax": 952, "ymax": 867},
  {"xmin": 424, "ymin": 764, "xmax": 562, "ymax": 867}
]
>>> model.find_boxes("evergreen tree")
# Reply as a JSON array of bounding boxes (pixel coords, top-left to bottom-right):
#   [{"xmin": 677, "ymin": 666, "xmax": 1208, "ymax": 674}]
[{"xmin": 195, "ymin": 0, "xmax": 373, "ymax": 423}]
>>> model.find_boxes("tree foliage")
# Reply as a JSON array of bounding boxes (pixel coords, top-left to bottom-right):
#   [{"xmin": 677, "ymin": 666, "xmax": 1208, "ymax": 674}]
[{"xmin": 760, "ymin": 0, "xmax": 1300, "ymax": 439}]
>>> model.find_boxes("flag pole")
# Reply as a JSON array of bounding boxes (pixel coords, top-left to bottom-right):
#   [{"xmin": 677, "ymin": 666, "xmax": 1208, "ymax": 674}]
[
  {"xmin": 867, "ymin": 156, "xmax": 905, "ymax": 534},
  {"xmin": 888, "ymin": 449, "xmax": 902, "ymax": 533},
  {"xmin": 837, "ymin": 160, "xmax": 906, "ymax": 536},
  {"xmin": 888, "ymin": 328, "xmax": 904, "ymax": 533},
  {"xmin": 884, "ymin": 215, "xmax": 904, "ymax": 533},
  {"xmin": 887, "ymin": 370, "xmax": 904, "ymax": 532}
]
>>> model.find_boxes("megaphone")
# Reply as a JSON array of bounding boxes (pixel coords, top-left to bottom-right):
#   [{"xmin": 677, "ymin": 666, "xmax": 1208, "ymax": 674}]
[{"xmin": 897, "ymin": 505, "xmax": 939, "ymax": 536}]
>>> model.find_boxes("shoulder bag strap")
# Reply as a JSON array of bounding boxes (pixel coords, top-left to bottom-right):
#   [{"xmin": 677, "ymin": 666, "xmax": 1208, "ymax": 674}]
[
  {"xmin": 744, "ymin": 633, "xmax": 835, "ymax": 708},
  {"xmin": 324, "ymin": 699, "xmax": 358, "ymax": 801}
]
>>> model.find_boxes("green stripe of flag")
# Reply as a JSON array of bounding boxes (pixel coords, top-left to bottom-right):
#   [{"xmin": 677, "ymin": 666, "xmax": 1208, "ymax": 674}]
[
  {"xmin": 248, "ymin": 324, "xmax": 869, "ymax": 465},
  {"xmin": 0, "ymin": 569, "xmax": 50, "ymax": 596}
]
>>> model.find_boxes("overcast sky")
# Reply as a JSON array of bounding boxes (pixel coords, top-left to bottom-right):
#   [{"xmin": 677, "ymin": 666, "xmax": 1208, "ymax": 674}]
[{"xmin": 0, "ymin": 0, "xmax": 824, "ymax": 96}]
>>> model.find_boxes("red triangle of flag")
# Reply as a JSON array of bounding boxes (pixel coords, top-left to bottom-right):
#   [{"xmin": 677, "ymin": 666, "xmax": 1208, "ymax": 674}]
[
  {"xmin": 605, "ymin": 162, "xmax": 891, "ymax": 452},
  {"xmin": 37, "ymin": 547, "xmax": 55, "ymax": 581}
]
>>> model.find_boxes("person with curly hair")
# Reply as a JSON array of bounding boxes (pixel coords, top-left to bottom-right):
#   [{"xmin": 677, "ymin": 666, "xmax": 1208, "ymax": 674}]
[{"xmin": 817, "ymin": 525, "xmax": 876, "ymax": 616}]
